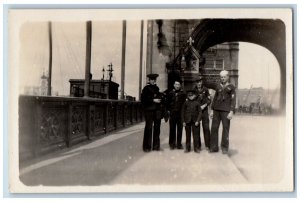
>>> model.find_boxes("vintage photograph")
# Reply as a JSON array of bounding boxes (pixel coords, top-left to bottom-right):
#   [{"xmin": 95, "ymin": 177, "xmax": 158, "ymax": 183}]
[{"xmin": 8, "ymin": 8, "xmax": 294, "ymax": 192}]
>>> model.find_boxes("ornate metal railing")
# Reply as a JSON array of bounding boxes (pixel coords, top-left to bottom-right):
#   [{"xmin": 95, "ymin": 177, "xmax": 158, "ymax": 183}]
[{"xmin": 19, "ymin": 95, "xmax": 144, "ymax": 161}]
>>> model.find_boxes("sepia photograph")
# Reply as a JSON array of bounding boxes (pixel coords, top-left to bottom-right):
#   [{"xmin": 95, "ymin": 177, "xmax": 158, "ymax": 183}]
[{"xmin": 7, "ymin": 8, "xmax": 294, "ymax": 193}]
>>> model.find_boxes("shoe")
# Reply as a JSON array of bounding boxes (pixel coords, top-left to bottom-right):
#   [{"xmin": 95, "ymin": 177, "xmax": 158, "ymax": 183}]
[
  {"xmin": 205, "ymin": 147, "xmax": 210, "ymax": 151},
  {"xmin": 209, "ymin": 149, "xmax": 219, "ymax": 153},
  {"xmin": 184, "ymin": 148, "xmax": 191, "ymax": 153},
  {"xmin": 143, "ymin": 149, "xmax": 151, "ymax": 153},
  {"xmin": 170, "ymin": 146, "xmax": 175, "ymax": 150},
  {"xmin": 177, "ymin": 145, "xmax": 184, "ymax": 150},
  {"xmin": 194, "ymin": 149, "xmax": 200, "ymax": 153}
]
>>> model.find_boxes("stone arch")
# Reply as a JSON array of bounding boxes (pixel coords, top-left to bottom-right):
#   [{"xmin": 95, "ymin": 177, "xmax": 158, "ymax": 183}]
[{"xmin": 190, "ymin": 19, "xmax": 286, "ymax": 109}]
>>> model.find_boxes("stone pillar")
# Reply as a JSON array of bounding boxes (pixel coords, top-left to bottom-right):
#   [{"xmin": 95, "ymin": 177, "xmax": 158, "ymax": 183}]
[{"xmin": 146, "ymin": 20, "xmax": 174, "ymax": 92}]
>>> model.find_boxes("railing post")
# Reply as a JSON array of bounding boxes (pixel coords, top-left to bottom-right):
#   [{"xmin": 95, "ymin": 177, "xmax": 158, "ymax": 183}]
[
  {"xmin": 88, "ymin": 103, "xmax": 95, "ymax": 139},
  {"xmin": 104, "ymin": 102, "xmax": 108, "ymax": 134},
  {"xmin": 123, "ymin": 103, "xmax": 125, "ymax": 127},
  {"xmin": 34, "ymin": 99, "xmax": 42, "ymax": 158},
  {"xmin": 67, "ymin": 102, "xmax": 73, "ymax": 147}
]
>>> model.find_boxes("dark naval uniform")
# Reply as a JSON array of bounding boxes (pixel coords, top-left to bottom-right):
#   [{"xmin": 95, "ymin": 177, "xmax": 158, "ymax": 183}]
[
  {"xmin": 166, "ymin": 89, "xmax": 186, "ymax": 149},
  {"xmin": 195, "ymin": 85, "xmax": 211, "ymax": 149},
  {"xmin": 181, "ymin": 93, "xmax": 202, "ymax": 152},
  {"xmin": 210, "ymin": 83, "xmax": 236, "ymax": 152},
  {"xmin": 141, "ymin": 82, "xmax": 162, "ymax": 152}
]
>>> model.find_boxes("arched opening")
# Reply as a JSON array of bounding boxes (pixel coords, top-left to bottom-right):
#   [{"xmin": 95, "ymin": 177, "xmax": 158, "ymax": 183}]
[
  {"xmin": 190, "ymin": 19, "xmax": 286, "ymax": 110},
  {"xmin": 200, "ymin": 41, "xmax": 281, "ymax": 113},
  {"xmin": 237, "ymin": 42, "xmax": 280, "ymax": 111}
]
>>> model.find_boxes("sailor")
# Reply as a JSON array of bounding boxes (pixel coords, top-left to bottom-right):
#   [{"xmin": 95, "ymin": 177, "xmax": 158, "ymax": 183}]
[
  {"xmin": 194, "ymin": 76, "xmax": 211, "ymax": 150},
  {"xmin": 210, "ymin": 70, "xmax": 236, "ymax": 154},
  {"xmin": 141, "ymin": 73, "xmax": 163, "ymax": 152}
]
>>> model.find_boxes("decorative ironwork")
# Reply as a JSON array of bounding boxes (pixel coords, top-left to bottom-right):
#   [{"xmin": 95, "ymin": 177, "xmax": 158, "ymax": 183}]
[
  {"xmin": 94, "ymin": 105, "xmax": 104, "ymax": 133},
  {"xmin": 132, "ymin": 105, "xmax": 138, "ymax": 122},
  {"xmin": 90, "ymin": 107, "xmax": 95, "ymax": 133},
  {"xmin": 71, "ymin": 105, "xmax": 86, "ymax": 137},
  {"xmin": 125, "ymin": 104, "xmax": 132, "ymax": 124},
  {"xmin": 40, "ymin": 108, "xmax": 66, "ymax": 145},
  {"xmin": 19, "ymin": 95, "xmax": 144, "ymax": 160},
  {"xmin": 107, "ymin": 103, "xmax": 115, "ymax": 129},
  {"xmin": 117, "ymin": 104, "xmax": 124, "ymax": 126}
]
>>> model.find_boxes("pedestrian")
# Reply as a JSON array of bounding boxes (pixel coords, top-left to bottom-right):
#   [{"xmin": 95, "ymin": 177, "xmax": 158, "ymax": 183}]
[
  {"xmin": 166, "ymin": 80, "xmax": 186, "ymax": 150},
  {"xmin": 141, "ymin": 73, "xmax": 163, "ymax": 152},
  {"xmin": 181, "ymin": 90, "xmax": 202, "ymax": 153},
  {"xmin": 210, "ymin": 70, "xmax": 236, "ymax": 154},
  {"xmin": 194, "ymin": 76, "xmax": 211, "ymax": 151}
]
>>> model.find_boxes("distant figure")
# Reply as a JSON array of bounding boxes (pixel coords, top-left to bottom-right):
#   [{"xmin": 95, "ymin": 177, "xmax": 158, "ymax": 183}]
[
  {"xmin": 210, "ymin": 70, "xmax": 236, "ymax": 154},
  {"xmin": 166, "ymin": 80, "xmax": 186, "ymax": 150},
  {"xmin": 239, "ymin": 105, "xmax": 243, "ymax": 114},
  {"xmin": 141, "ymin": 74, "xmax": 162, "ymax": 152},
  {"xmin": 182, "ymin": 90, "xmax": 202, "ymax": 153},
  {"xmin": 194, "ymin": 76, "xmax": 211, "ymax": 151}
]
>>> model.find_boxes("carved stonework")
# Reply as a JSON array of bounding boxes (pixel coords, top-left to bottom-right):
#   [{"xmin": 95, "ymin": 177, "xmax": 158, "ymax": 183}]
[
  {"xmin": 40, "ymin": 108, "xmax": 66, "ymax": 145},
  {"xmin": 71, "ymin": 106, "xmax": 86, "ymax": 137}
]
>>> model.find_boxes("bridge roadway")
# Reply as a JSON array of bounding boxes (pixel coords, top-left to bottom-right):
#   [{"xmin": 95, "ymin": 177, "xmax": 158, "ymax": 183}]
[{"xmin": 19, "ymin": 115, "xmax": 286, "ymax": 191}]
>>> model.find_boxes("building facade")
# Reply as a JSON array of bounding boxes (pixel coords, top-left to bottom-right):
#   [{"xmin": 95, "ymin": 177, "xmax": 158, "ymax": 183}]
[{"xmin": 146, "ymin": 19, "xmax": 239, "ymax": 91}]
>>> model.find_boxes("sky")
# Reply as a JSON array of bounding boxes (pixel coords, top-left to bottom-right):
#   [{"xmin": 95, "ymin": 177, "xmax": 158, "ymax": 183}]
[{"xmin": 19, "ymin": 21, "xmax": 281, "ymax": 98}]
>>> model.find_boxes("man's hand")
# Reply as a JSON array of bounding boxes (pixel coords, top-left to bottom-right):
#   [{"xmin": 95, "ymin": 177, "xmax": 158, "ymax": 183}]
[
  {"xmin": 227, "ymin": 111, "xmax": 233, "ymax": 120},
  {"xmin": 210, "ymin": 111, "xmax": 214, "ymax": 119},
  {"xmin": 195, "ymin": 122, "xmax": 199, "ymax": 126},
  {"xmin": 201, "ymin": 104, "xmax": 207, "ymax": 110},
  {"xmin": 153, "ymin": 98, "xmax": 161, "ymax": 103},
  {"xmin": 183, "ymin": 122, "xmax": 186, "ymax": 127}
]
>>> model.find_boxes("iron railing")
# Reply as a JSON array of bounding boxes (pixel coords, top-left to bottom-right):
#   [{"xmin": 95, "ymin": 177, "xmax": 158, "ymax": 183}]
[{"xmin": 19, "ymin": 95, "xmax": 144, "ymax": 161}]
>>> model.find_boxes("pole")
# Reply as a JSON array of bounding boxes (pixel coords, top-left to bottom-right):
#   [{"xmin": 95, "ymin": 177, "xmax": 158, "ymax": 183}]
[
  {"xmin": 47, "ymin": 21, "xmax": 53, "ymax": 96},
  {"xmin": 120, "ymin": 20, "xmax": 127, "ymax": 100},
  {"xmin": 138, "ymin": 20, "xmax": 144, "ymax": 101},
  {"xmin": 84, "ymin": 21, "xmax": 92, "ymax": 97}
]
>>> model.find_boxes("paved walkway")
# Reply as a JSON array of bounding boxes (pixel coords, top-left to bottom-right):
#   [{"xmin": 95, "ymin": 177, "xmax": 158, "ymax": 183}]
[{"xmin": 19, "ymin": 115, "xmax": 288, "ymax": 191}]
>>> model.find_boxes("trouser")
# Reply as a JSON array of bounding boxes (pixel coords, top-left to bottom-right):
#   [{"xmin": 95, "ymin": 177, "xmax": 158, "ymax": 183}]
[
  {"xmin": 143, "ymin": 110, "xmax": 161, "ymax": 151},
  {"xmin": 169, "ymin": 111, "xmax": 183, "ymax": 148},
  {"xmin": 185, "ymin": 122, "xmax": 200, "ymax": 150},
  {"xmin": 210, "ymin": 110, "xmax": 230, "ymax": 151},
  {"xmin": 200, "ymin": 108, "xmax": 211, "ymax": 148}
]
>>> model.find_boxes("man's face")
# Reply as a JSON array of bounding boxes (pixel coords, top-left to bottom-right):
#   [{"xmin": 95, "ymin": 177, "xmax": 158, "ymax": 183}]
[
  {"xmin": 220, "ymin": 75, "xmax": 229, "ymax": 84},
  {"xmin": 174, "ymin": 81, "xmax": 181, "ymax": 90},
  {"xmin": 149, "ymin": 79, "xmax": 156, "ymax": 85},
  {"xmin": 196, "ymin": 80, "xmax": 203, "ymax": 88}
]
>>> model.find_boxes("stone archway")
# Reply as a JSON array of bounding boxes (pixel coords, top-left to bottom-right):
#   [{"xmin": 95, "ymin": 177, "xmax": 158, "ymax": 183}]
[{"xmin": 190, "ymin": 19, "xmax": 286, "ymax": 108}]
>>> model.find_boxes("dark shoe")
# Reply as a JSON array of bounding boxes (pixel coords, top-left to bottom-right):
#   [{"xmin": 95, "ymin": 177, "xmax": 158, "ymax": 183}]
[
  {"xmin": 170, "ymin": 146, "xmax": 175, "ymax": 150},
  {"xmin": 177, "ymin": 145, "xmax": 184, "ymax": 150},
  {"xmin": 205, "ymin": 147, "xmax": 210, "ymax": 151},
  {"xmin": 209, "ymin": 149, "xmax": 219, "ymax": 153},
  {"xmin": 194, "ymin": 149, "xmax": 200, "ymax": 153},
  {"xmin": 143, "ymin": 149, "xmax": 151, "ymax": 153},
  {"xmin": 184, "ymin": 148, "xmax": 191, "ymax": 153}
]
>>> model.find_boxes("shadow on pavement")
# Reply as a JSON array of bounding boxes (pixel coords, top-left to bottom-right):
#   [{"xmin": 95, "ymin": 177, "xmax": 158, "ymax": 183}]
[{"xmin": 19, "ymin": 128, "xmax": 149, "ymax": 186}]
